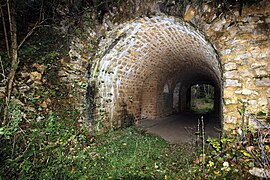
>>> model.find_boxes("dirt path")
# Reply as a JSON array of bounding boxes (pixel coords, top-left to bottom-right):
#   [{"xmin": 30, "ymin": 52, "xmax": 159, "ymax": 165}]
[{"xmin": 136, "ymin": 113, "xmax": 221, "ymax": 144}]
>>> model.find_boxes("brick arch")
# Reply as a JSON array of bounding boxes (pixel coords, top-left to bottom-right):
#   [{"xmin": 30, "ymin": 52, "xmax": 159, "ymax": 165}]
[{"xmin": 91, "ymin": 16, "xmax": 222, "ymax": 128}]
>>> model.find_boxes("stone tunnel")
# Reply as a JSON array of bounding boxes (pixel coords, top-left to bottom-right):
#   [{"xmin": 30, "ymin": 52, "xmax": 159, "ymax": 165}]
[
  {"xmin": 77, "ymin": 1, "xmax": 270, "ymax": 132},
  {"xmin": 91, "ymin": 16, "xmax": 223, "ymax": 129}
]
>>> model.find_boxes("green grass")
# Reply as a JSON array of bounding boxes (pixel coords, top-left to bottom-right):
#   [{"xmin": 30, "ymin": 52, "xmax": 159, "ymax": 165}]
[
  {"xmin": 0, "ymin": 108, "xmax": 195, "ymax": 179},
  {"xmin": 2, "ymin": 102, "xmax": 261, "ymax": 179},
  {"xmin": 191, "ymin": 98, "xmax": 214, "ymax": 113},
  {"xmin": 86, "ymin": 127, "xmax": 195, "ymax": 179},
  {"xmin": 1, "ymin": 112, "xmax": 264, "ymax": 179}
]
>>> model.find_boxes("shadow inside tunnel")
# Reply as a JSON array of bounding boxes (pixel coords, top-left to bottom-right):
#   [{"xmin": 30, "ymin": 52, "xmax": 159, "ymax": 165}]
[{"xmin": 136, "ymin": 113, "xmax": 221, "ymax": 144}]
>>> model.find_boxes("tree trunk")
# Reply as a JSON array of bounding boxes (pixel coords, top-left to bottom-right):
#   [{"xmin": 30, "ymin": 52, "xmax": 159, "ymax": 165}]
[
  {"xmin": 2, "ymin": 0, "xmax": 45, "ymax": 125},
  {"xmin": 3, "ymin": 0, "xmax": 18, "ymax": 125}
]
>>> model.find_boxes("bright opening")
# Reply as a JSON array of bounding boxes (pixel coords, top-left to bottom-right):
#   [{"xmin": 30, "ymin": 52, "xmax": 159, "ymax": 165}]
[{"xmin": 190, "ymin": 84, "xmax": 214, "ymax": 114}]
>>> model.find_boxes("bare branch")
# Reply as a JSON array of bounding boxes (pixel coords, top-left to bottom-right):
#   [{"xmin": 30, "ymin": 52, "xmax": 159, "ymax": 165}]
[
  {"xmin": 18, "ymin": 0, "xmax": 46, "ymax": 50},
  {"xmin": 17, "ymin": 19, "xmax": 46, "ymax": 50},
  {"xmin": 0, "ymin": 56, "xmax": 7, "ymax": 82},
  {"xmin": 0, "ymin": 3, "xmax": 10, "ymax": 58}
]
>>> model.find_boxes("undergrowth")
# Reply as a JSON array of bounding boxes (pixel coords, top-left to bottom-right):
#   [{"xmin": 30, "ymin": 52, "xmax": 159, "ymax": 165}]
[
  {"xmin": 1, "ymin": 102, "xmax": 269, "ymax": 179},
  {"xmin": 0, "ymin": 101, "xmax": 93, "ymax": 179},
  {"xmin": 0, "ymin": 102, "xmax": 194, "ymax": 179}
]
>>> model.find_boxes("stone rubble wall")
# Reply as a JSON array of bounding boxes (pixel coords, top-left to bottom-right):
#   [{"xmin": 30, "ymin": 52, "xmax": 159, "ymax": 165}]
[
  {"xmin": 191, "ymin": 1, "xmax": 270, "ymax": 129},
  {"xmin": 64, "ymin": 0, "xmax": 269, "ymax": 131},
  {"xmin": 60, "ymin": 38, "xmax": 90, "ymax": 124}
]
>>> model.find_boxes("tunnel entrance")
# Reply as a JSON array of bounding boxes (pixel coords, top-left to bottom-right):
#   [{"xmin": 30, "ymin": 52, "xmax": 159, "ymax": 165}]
[{"xmin": 92, "ymin": 16, "xmax": 223, "ymax": 131}]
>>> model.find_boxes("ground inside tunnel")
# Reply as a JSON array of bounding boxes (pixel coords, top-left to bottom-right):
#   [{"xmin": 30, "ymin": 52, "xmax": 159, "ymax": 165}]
[{"xmin": 137, "ymin": 113, "xmax": 221, "ymax": 144}]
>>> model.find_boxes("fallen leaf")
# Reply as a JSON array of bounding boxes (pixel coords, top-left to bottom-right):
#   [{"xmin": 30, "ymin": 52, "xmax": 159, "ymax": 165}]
[{"xmin": 30, "ymin": 71, "xmax": 42, "ymax": 82}]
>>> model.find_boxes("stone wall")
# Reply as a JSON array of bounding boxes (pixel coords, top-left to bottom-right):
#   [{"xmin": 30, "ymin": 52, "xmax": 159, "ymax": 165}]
[
  {"xmin": 86, "ymin": 0, "xmax": 269, "ymax": 131},
  {"xmin": 192, "ymin": 1, "xmax": 270, "ymax": 129},
  {"xmin": 91, "ymin": 16, "xmax": 221, "ymax": 129},
  {"xmin": 61, "ymin": 0, "xmax": 270, "ymax": 131}
]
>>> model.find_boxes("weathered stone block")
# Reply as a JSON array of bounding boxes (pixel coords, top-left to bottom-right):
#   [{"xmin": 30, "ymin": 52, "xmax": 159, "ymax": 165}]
[
  {"xmin": 224, "ymin": 98, "xmax": 237, "ymax": 105},
  {"xmin": 235, "ymin": 88, "xmax": 253, "ymax": 95},
  {"xmin": 255, "ymin": 69, "xmax": 268, "ymax": 76},
  {"xmin": 241, "ymin": 69, "xmax": 254, "ymax": 77},
  {"xmin": 248, "ymin": 100, "xmax": 257, "ymax": 106},
  {"xmin": 184, "ymin": 5, "xmax": 195, "ymax": 21},
  {"xmin": 224, "ymin": 62, "xmax": 237, "ymax": 71},
  {"xmin": 225, "ymin": 79, "xmax": 241, "ymax": 87},
  {"xmin": 255, "ymin": 78, "xmax": 270, "ymax": 86},
  {"xmin": 220, "ymin": 49, "xmax": 231, "ymax": 55},
  {"xmin": 258, "ymin": 97, "xmax": 268, "ymax": 106},
  {"xmin": 235, "ymin": 53, "xmax": 252, "ymax": 60},
  {"xmin": 224, "ymin": 70, "xmax": 238, "ymax": 78}
]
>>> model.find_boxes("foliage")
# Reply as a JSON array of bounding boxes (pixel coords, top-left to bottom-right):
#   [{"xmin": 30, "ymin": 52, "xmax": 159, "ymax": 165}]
[
  {"xmin": 0, "ymin": 106, "xmax": 94, "ymax": 179},
  {"xmin": 0, "ymin": 103, "xmax": 195, "ymax": 179},
  {"xmin": 18, "ymin": 27, "xmax": 69, "ymax": 67},
  {"xmin": 1, "ymin": 98, "xmax": 269, "ymax": 179},
  {"xmin": 0, "ymin": 51, "xmax": 10, "ymax": 70},
  {"xmin": 0, "ymin": 100, "xmax": 23, "ymax": 139},
  {"xmin": 192, "ymin": 119, "xmax": 270, "ymax": 179},
  {"xmin": 202, "ymin": 135, "xmax": 253, "ymax": 178}
]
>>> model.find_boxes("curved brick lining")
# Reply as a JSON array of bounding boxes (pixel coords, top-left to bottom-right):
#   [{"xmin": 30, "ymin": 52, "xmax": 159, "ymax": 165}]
[
  {"xmin": 66, "ymin": 1, "xmax": 269, "ymax": 131},
  {"xmin": 91, "ymin": 16, "xmax": 222, "ymax": 129}
]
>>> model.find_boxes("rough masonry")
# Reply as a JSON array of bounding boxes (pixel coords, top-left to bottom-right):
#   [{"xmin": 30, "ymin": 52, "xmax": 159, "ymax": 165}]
[
  {"xmin": 91, "ymin": 16, "xmax": 222, "ymax": 130},
  {"xmin": 67, "ymin": 0, "xmax": 269, "ymax": 131}
]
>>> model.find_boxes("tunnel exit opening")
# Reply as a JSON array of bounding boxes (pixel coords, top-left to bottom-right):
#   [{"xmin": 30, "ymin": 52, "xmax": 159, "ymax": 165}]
[{"xmin": 189, "ymin": 84, "xmax": 215, "ymax": 114}]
